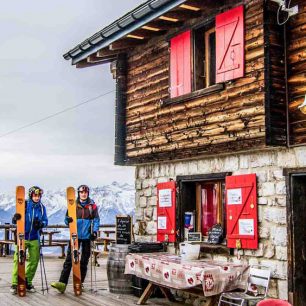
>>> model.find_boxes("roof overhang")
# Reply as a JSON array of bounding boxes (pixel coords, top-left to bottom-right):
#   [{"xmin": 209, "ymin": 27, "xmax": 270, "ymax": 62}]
[{"xmin": 63, "ymin": 0, "xmax": 207, "ymax": 66}]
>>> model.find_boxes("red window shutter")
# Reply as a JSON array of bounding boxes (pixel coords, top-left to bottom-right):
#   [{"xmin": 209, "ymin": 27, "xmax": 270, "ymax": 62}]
[
  {"xmin": 170, "ymin": 31, "xmax": 191, "ymax": 98},
  {"xmin": 157, "ymin": 181, "xmax": 176, "ymax": 243},
  {"xmin": 216, "ymin": 5, "xmax": 244, "ymax": 83},
  {"xmin": 226, "ymin": 174, "xmax": 258, "ymax": 249}
]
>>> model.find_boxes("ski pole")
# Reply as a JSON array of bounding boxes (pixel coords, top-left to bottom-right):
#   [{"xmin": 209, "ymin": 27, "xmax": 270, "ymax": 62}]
[
  {"xmin": 90, "ymin": 223, "xmax": 93, "ymax": 292},
  {"xmin": 38, "ymin": 231, "xmax": 45, "ymax": 294},
  {"xmin": 38, "ymin": 231, "xmax": 48, "ymax": 294},
  {"xmin": 41, "ymin": 234, "xmax": 48, "ymax": 293}
]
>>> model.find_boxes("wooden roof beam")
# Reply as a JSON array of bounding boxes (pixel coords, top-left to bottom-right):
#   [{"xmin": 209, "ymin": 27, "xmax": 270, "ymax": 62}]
[
  {"xmin": 126, "ymin": 28, "xmax": 166, "ymax": 40},
  {"xmin": 87, "ymin": 53, "xmax": 117, "ymax": 63},
  {"xmin": 160, "ymin": 9, "xmax": 201, "ymax": 22},
  {"xmin": 109, "ymin": 38, "xmax": 146, "ymax": 51},
  {"xmin": 76, "ymin": 58, "xmax": 114, "ymax": 68},
  {"xmin": 184, "ymin": 0, "xmax": 220, "ymax": 10},
  {"xmin": 179, "ymin": 4, "xmax": 201, "ymax": 11},
  {"xmin": 143, "ymin": 20, "xmax": 184, "ymax": 30},
  {"xmin": 96, "ymin": 48, "xmax": 119, "ymax": 58}
]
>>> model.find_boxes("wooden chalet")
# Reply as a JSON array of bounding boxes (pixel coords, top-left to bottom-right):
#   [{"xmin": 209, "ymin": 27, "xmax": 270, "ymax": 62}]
[{"xmin": 64, "ymin": 0, "xmax": 306, "ymax": 304}]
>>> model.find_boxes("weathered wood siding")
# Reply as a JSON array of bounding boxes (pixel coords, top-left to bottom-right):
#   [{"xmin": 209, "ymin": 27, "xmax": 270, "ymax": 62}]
[
  {"xmin": 125, "ymin": 0, "xmax": 266, "ymax": 163},
  {"xmin": 264, "ymin": 2, "xmax": 287, "ymax": 146},
  {"xmin": 288, "ymin": 0, "xmax": 306, "ymax": 145}
]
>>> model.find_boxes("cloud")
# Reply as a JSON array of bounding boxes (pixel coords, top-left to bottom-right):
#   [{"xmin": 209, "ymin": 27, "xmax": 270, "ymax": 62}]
[
  {"xmin": 0, "ymin": 0, "xmax": 144, "ymax": 193},
  {"xmin": 0, "ymin": 152, "xmax": 135, "ymax": 192}
]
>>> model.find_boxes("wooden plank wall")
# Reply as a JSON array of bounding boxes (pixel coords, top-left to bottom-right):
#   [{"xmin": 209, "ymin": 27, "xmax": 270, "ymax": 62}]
[
  {"xmin": 125, "ymin": 0, "xmax": 266, "ymax": 164},
  {"xmin": 288, "ymin": 0, "xmax": 306, "ymax": 145},
  {"xmin": 264, "ymin": 2, "xmax": 287, "ymax": 146}
]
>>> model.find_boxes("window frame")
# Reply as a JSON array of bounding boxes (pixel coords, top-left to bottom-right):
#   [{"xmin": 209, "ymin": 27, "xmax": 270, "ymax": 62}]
[
  {"xmin": 163, "ymin": 20, "xmax": 223, "ymax": 107},
  {"xmin": 176, "ymin": 172, "xmax": 231, "ymax": 243}
]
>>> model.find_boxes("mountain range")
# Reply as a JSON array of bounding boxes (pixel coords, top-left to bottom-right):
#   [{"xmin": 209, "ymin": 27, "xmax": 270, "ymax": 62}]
[{"xmin": 0, "ymin": 182, "xmax": 135, "ymax": 226}]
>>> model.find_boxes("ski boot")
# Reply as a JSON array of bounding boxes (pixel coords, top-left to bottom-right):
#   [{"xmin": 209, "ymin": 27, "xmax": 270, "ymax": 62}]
[
  {"xmin": 26, "ymin": 278, "xmax": 36, "ymax": 293},
  {"xmin": 10, "ymin": 284, "xmax": 17, "ymax": 295},
  {"xmin": 51, "ymin": 281, "xmax": 66, "ymax": 293},
  {"xmin": 26, "ymin": 283, "xmax": 36, "ymax": 293}
]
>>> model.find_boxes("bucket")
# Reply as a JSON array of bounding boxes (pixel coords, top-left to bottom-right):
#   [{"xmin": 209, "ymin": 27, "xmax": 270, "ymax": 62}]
[
  {"xmin": 179, "ymin": 242, "xmax": 200, "ymax": 260},
  {"xmin": 107, "ymin": 244, "xmax": 133, "ymax": 294}
]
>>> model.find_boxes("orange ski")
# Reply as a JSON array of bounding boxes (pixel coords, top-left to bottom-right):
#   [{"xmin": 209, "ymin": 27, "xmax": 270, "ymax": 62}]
[
  {"xmin": 67, "ymin": 187, "xmax": 82, "ymax": 296},
  {"xmin": 16, "ymin": 186, "xmax": 26, "ymax": 297}
]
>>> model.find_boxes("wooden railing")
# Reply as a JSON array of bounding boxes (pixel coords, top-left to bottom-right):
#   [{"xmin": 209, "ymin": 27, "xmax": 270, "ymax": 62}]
[{"xmin": 0, "ymin": 224, "xmax": 115, "ymax": 257}]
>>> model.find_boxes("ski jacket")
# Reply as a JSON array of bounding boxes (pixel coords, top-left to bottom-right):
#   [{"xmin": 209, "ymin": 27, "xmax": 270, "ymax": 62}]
[
  {"xmin": 65, "ymin": 198, "xmax": 100, "ymax": 240},
  {"xmin": 25, "ymin": 199, "xmax": 48, "ymax": 241}
]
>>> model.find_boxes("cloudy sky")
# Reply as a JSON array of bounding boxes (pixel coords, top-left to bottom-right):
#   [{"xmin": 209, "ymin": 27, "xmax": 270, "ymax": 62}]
[{"xmin": 0, "ymin": 0, "xmax": 143, "ymax": 193}]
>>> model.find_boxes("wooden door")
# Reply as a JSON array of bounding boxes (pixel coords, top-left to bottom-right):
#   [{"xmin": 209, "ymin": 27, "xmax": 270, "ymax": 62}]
[{"xmin": 290, "ymin": 174, "xmax": 306, "ymax": 305}]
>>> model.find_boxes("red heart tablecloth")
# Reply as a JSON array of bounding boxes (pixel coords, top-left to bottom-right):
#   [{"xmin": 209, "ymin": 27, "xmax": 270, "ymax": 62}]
[{"xmin": 125, "ymin": 252, "xmax": 249, "ymax": 296}]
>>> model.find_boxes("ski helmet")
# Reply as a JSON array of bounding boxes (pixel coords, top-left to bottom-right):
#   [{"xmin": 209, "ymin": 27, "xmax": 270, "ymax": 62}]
[
  {"xmin": 28, "ymin": 186, "xmax": 43, "ymax": 198},
  {"xmin": 77, "ymin": 184, "xmax": 90, "ymax": 194}
]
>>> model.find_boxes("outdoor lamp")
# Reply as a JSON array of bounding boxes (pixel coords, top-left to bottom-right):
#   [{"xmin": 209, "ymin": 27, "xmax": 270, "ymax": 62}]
[{"xmin": 298, "ymin": 94, "xmax": 306, "ymax": 115}]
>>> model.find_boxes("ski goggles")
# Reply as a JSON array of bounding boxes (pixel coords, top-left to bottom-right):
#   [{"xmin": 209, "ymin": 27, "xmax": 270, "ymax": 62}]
[
  {"xmin": 77, "ymin": 185, "xmax": 89, "ymax": 193},
  {"xmin": 29, "ymin": 187, "xmax": 43, "ymax": 197}
]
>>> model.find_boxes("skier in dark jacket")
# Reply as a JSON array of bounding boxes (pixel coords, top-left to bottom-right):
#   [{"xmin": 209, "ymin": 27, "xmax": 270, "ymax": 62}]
[
  {"xmin": 10, "ymin": 186, "xmax": 48, "ymax": 294},
  {"xmin": 51, "ymin": 184, "xmax": 100, "ymax": 293}
]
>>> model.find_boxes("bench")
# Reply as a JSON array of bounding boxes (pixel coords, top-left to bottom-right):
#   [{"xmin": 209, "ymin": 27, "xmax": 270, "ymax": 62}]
[
  {"xmin": 94, "ymin": 237, "xmax": 115, "ymax": 252},
  {"xmin": 42, "ymin": 242, "xmax": 68, "ymax": 259},
  {"xmin": 92, "ymin": 249, "xmax": 102, "ymax": 267},
  {"xmin": 0, "ymin": 240, "xmax": 14, "ymax": 257}
]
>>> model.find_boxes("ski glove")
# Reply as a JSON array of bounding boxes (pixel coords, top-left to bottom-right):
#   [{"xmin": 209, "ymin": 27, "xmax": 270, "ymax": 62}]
[
  {"xmin": 65, "ymin": 216, "xmax": 73, "ymax": 224},
  {"xmin": 12, "ymin": 213, "xmax": 21, "ymax": 224},
  {"xmin": 33, "ymin": 219, "xmax": 44, "ymax": 230},
  {"xmin": 90, "ymin": 231, "xmax": 98, "ymax": 241}
]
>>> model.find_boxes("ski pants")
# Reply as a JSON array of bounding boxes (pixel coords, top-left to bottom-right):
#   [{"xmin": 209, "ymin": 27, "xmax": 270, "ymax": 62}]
[
  {"xmin": 12, "ymin": 240, "xmax": 40, "ymax": 286},
  {"xmin": 59, "ymin": 239, "xmax": 91, "ymax": 285}
]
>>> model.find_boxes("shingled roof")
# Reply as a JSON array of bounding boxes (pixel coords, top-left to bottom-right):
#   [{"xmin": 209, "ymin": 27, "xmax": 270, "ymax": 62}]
[{"xmin": 63, "ymin": 0, "xmax": 190, "ymax": 65}]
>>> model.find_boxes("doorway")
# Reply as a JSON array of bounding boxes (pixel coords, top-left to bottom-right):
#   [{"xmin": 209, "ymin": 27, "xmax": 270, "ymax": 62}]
[{"xmin": 286, "ymin": 171, "xmax": 306, "ymax": 305}]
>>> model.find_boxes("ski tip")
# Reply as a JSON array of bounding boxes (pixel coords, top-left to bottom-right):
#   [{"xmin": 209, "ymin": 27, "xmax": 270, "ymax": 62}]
[
  {"xmin": 16, "ymin": 186, "xmax": 25, "ymax": 193},
  {"xmin": 66, "ymin": 186, "xmax": 75, "ymax": 193}
]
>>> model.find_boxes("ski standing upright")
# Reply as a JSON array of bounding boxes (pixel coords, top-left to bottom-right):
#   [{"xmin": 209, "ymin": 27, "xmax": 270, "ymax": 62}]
[
  {"xmin": 67, "ymin": 187, "xmax": 82, "ymax": 296},
  {"xmin": 16, "ymin": 186, "xmax": 26, "ymax": 297}
]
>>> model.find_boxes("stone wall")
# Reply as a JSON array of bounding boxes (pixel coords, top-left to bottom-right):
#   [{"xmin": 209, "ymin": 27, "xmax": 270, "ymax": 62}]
[{"xmin": 133, "ymin": 146, "xmax": 306, "ymax": 300}]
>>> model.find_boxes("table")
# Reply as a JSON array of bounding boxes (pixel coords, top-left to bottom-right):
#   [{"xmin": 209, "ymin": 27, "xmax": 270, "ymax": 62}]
[
  {"xmin": 40, "ymin": 230, "xmax": 67, "ymax": 258},
  {"xmin": 98, "ymin": 229, "xmax": 115, "ymax": 238},
  {"xmin": 125, "ymin": 253, "xmax": 249, "ymax": 304},
  {"xmin": 41, "ymin": 230, "xmax": 61, "ymax": 245}
]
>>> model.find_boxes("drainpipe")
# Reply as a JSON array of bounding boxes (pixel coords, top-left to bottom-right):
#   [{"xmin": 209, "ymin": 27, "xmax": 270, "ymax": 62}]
[
  {"xmin": 114, "ymin": 53, "xmax": 127, "ymax": 165},
  {"xmin": 284, "ymin": 23, "xmax": 290, "ymax": 147}
]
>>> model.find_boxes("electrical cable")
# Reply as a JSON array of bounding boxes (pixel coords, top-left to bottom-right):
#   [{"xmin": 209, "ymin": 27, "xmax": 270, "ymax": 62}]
[{"xmin": 0, "ymin": 89, "xmax": 115, "ymax": 139}]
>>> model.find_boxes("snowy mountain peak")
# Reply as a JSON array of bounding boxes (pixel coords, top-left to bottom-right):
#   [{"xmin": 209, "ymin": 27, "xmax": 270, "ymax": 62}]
[{"xmin": 0, "ymin": 182, "xmax": 135, "ymax": 225}]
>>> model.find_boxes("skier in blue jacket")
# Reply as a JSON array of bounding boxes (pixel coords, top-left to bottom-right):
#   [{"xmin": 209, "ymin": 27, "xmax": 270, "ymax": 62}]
[
  {"xmin": 10, "ymin": 186, "xmax": 48, "ymax": 294},
  {"xmin": 51, "ymin": 185, "xmax": 100, "ymax": 293}
]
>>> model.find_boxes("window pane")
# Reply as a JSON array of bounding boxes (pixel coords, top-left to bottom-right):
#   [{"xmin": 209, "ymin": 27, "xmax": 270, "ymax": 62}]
[
  {"xmin": 209, "ymin": 31, "xmax": 216, "ymax": 86},
  {"xmin": 201, "ymin": 183, "xmax": 218, "ymax": 235}
]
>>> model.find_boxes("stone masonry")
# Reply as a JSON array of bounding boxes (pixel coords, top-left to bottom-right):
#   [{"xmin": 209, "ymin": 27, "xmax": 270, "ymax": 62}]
[{"xmin": 133, "ymin": 146, "xmax": 306, "ymax": 300}]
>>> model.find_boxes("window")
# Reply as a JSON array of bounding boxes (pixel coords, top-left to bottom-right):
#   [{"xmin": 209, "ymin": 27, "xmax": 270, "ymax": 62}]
[
  {"xmin": 199, "ymin": 181, "xmax": 223, "ymax": 235},
  {"xmin": 178, "ymin": 176, "xmax": 226, "ymax": 242},
  {"xmin": 169, "ymin": 26, "xmax": 216, "ymax": 99},
  {"xmin": 193, "ymin": 26, "xmax": 216, "ymax": 91}
]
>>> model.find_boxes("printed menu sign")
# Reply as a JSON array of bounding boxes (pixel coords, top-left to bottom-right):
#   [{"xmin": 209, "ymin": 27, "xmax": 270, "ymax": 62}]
[
  {"xmin": 227, "ymin": 188, "xmax": 242, "ymax": 205},
  {"xmin": 116, "ymin": 215, "xmax": 132, "ymax": 244},
  {"xmin": 159, "ymin": 189, "xmax": 172, "ymax": 207},
  {"xmin": 238, "ymin": 219, "xmax": 254, "ymax": 236}
]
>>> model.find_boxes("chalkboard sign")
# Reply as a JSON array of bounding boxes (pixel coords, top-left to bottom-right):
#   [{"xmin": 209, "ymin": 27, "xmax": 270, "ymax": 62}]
[
  {"xmin": 116, "ymin": 215, "xmax": 132, "ymax": 244},
  {"xmin": 208, "ymin": 224, "xmax": 224, "ymax": 244},
  {"xmin": 187, "ymin": 232, "xmax": 202, "ymax": 242}
]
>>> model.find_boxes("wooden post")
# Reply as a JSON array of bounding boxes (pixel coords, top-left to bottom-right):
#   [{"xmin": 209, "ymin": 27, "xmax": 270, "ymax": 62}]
[
  {"xmin": 136, "ymin": 282, "xmax": 155, "ymax": 305},
  {"xmin": 4, "ymin": 224, "xmax": 10, "ymax": 255}
]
